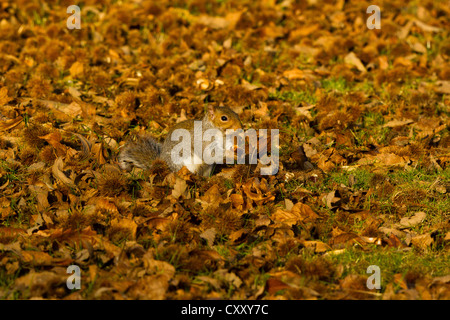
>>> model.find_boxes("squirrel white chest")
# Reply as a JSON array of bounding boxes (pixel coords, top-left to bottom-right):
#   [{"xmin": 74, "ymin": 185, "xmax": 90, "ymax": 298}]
[{"xmin": 183, "ymin": 153, "xmax": 204, "ymax": 172}]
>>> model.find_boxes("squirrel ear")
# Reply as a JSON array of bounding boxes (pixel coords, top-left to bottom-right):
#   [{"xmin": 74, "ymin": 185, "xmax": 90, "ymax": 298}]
[{"xmin": 207, "ymin": 105, "xmax": 215, "ymax": 120}]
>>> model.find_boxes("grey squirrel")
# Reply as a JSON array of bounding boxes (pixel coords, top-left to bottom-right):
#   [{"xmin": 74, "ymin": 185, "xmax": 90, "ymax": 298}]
[{"xmin": 118, "ymin": 105, "xmax": 243, "ymax": 176}]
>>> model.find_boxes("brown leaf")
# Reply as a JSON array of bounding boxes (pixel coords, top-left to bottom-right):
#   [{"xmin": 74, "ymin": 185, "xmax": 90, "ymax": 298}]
[
  {"xmin": 143, "ymin": 253, "xmax": 175, "ymax": 280},
  {"xmin": 399, "ymin": 211, "xmax": 426, "ymax": 228},
  {"xmin": 38, "ymin": 132, "xmax": 68, "ymax": 157},
  {"xmin": 69, "ymin": 61, "xmax": 84, "ymax": 77},
  {"xmin": 20, "ymin": 250, "xmax": 53, "ymax": 266},
  {"xmin": 171, "ymin": 176, "xmax": 189, "ymax": 199},
  {"xmin": 302, "ymin": 240, "xmax": 331, "ymax": 253},
  {"xmin": 197, "ymin": 15, "xmax": 229, "ymax": 29},
  {"xmin": 271, "ymin": 202, "xmax": 318, "ymax": 227},
  {"xmin": 323, "ymin": 190, "xmax": 340, "ymax": 209},
  {"xmin": 283, "ymin": 68, "xmax": 305, "ymax": 80},
  {"xmin": 266, "ymin": 278, "xmax": 290, "ymax": 295},
  {"xmin": 201, "ymin": 184, "xmax": 222, "ymax": 203},
  {"xmin": 95, "ymin": 198, "xmax": 119, "ymax": 214},
  {"xmin": 383, "ymin": 119, "xmax": 414, "ymax": 128},
  {"xmin": 14, "ymin": 271, "xmax": 66, "ymax": 297},
  {"xmin": 241, "ymin": 177, "xmax": 275, "ymax": 206},
  {"xmin": 284, "ymin": 198, "xmax": 294, "ymax": 211},
  {"xmin": 290, "ymin": 202, "xmax": 319, "ymax": 222},
  {"xmin": 0, "ymin": 227, "xmax": 26, "ymax": 241},
  {"xmin": 0, "ymin": 87, "xmax": 13, "ymax": 107},
  {"xmin": 28, "ymin": 185, "xmax": 50, "ymax": 211},
  {"xmin": 228, "ymin": 228, "xmax": 248, "ymax": 243},
  {"xmin": 111, "ymin": 217, "xmax": 137, "ymax": 240},
  {"xmin": 191, "ymin": 249, "xmax": 224, "ymax": 261},
  {"xmin": 0, "ymin": 116, "xmax": 23, "ymax": 132},
  {"xmin": 200, "ymin": 227, "xmax": 217, "ymax": 247},
  {"xmin": 384, "ymin": 233, "xmax": 403, "ymax": 248},
  {"xmin": 91, "ymin": 143, "xmax": 107, "ymax": 165},
  {"xmin": 358, "ymin": 153, "xmax": 408, "ymax": 167},
  {"xmin": 214, "ymin": 269, "xmax": 242, "ymax": 288},
  {"xmin": 52, "ymin": 157, "xmax": 76, "ymax": 188},
  {"xmin": 411, "ymin": 233, "xmax": 434, "ymax": 250},
  {"xmin": 146, "ymin": 217, "xmax": 171, "ymax": 231},
  {"xmin": 127, "ymin": 275, "xmax": 170, "ymax": 299},
  {"xmin": 344, "ymin": 52, "xmax": 367, "ymax": 73},
  {"xmin": 330, "ymin": 232, "xmax": 360, "ymax": 247},
  {"xmin": 230, "ymin": 193, "xmax": 244, "ymax": 210},
  {"xmin": 435, "ymin": 81, "xmax": 450, "ymax": 94}
]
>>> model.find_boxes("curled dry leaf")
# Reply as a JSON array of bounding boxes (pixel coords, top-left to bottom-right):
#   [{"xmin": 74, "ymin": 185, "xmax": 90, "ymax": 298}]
[
  {"xmin": 0, "ymin": 116, "xmax": 23, "ymax": 131},
  {"xmin": 52, "ymin": 157, "xmax": 76, "ymax": 189},
  {"xmin": 241, "ymin": 177, "xmax": 275, "ymax": 207},
  {"xmin": 383, "ymin": 119, "xmax": 414, "ymax": 128}
]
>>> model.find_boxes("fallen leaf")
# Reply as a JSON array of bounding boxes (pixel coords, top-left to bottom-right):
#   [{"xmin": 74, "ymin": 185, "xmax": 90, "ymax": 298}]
[
  {"xmin": 228, "ymin": 228, "xmax": 248, "ymax": 243},
  {"xmin": 52, "ymin": 157, "xmax": 76, "ymax": 189},
  {"xmin": 171, "ymin": 176, "xmax": 189, "ymax": 199},
  {"xmin": 383, "ymin": 119, "xmax": 414, "ymax": 128},
  {"xmin": 201, "ymin": 184, "xmax": 222, "ymax": 203},
  {"xmin": 411, "ymin": 233, "xmax": 434, "ymax": 250},
  {"xmin": 20, "ymin": 250, "xmax": 53, "ymax": 266},
  {"xmin": 284, "ymin": 198, "xmax": 294, "ymax": 211},
  {"xmin": 111, "ymin": 217, "xmax": 138, "ymax": 240},
  {"xmin": 38, "ymin": 132, "xmax": 68, "ymax": 156},
  {"xmin": 399, "ymin": 211, "xmax": 426, "ymax": 228},
  {"xmin": 290, "ymin": 202, "xmax": 319, "ymax": 222},
  {"xmin": 283, "ymin": 68, "xmax": 305, "ymax": 80},
  {"xmin": 0, "ymin": 87, "xmax": 13, "ymax": 106},
  {"xmin": 69, "ymin": 61, "xmax": 84, "ymax": 77},
  {"xmin": 344, "ymin": 52, "xmax": 367, "ymax": 73},
  {"xmin": 200, "ymin": 227, "xmax": 217, "ymax": 247},
  {"xmin": 0, "ymin": 116, "xmax": 23, "ymax": 132},
  {"xmin": 266, "ymin": 278, "xmax": 290, "ymax": 295},
  {"xmin": 302, "ymin": 240, "xmax": 331, "ymax": 253},
  {"xmin": 229, "ymin": 193, "xmax": 244, "ymax": 210},
  {"xmin": 434, "ymin": 81, "xmax": 450, "ymax": 94}
]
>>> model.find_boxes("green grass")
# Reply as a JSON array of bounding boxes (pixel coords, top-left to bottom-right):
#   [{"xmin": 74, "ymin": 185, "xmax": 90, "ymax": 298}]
[
  {"xmin": 321, "ymin": 77, "xmax": 349, "ymax": 92},
  {"xmin": 269, "ymin": 89, "xmax": 317, "ymax": 105},
  {"xmin": 327, "ymin": 246, "xmax": 449, "ymax": 287}
]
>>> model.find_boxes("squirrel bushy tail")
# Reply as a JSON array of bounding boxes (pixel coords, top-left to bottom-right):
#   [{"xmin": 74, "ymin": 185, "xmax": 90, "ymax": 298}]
[{"xmin": 118, "ymin": 135, "xmax": 162, "ymax": 171}]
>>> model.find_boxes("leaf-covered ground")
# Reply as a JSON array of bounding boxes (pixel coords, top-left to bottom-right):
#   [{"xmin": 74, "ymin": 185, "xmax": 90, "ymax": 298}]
[{"xmin": 0, "ymin": 0, "xmax": 449, "ymax": 300}]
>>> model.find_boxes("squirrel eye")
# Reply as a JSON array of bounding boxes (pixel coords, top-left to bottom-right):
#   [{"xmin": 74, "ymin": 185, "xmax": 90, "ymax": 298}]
[{"xmin": 221, "ymin": 116, "xmax": 228, "ymax": 121}]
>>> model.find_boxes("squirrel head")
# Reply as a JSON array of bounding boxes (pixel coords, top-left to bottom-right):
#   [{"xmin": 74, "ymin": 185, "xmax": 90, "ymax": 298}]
[{"xmin": 206, "ymin": 105, "xmax": 243, "ymax": 131}]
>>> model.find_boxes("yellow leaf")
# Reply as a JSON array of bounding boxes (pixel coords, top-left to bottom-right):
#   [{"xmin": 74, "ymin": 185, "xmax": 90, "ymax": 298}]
[
  {"xmin": 69, "ymin": 61, "xmax": 84, "ymax": 77},
  {"xmin": 344, "ymin": 52, "xmax": 367, "ymax": 73}
]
